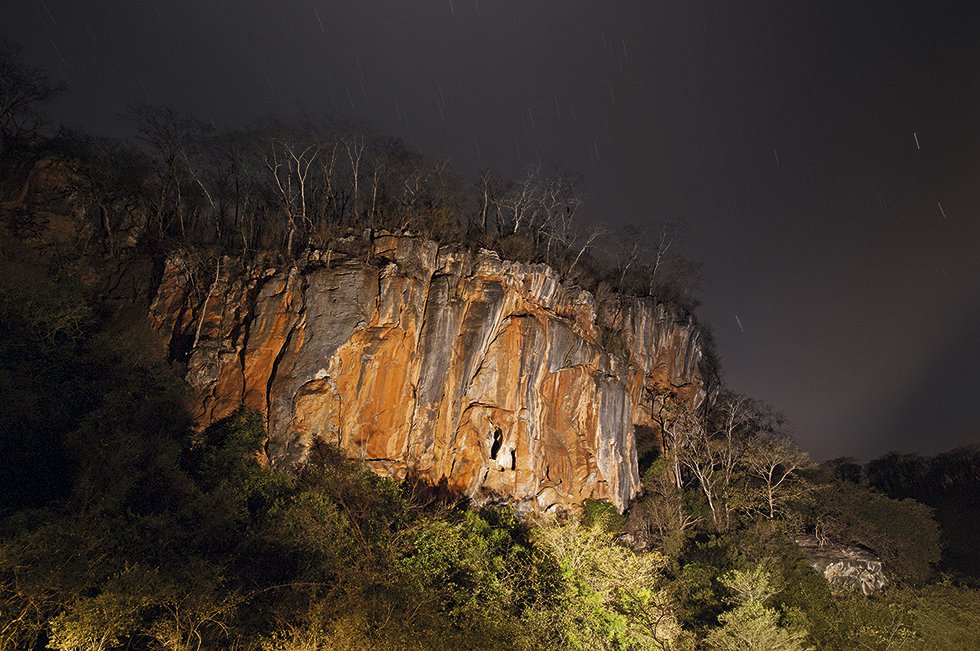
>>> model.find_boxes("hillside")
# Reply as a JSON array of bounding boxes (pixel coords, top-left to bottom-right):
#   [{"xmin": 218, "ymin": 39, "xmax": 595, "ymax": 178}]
[{"xmin": 1, "ymin": 43, "xmax": 978, "ymax": 647}]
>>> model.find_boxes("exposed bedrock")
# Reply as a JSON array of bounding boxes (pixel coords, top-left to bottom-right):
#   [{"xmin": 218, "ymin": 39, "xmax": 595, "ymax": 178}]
[
  {"xmin": 796, "ymin": 536, "xmax": 889, "ymax": 595},
  {"xmin": 149, "ymin": 234, "xmax": 709, "ymax": 512}
]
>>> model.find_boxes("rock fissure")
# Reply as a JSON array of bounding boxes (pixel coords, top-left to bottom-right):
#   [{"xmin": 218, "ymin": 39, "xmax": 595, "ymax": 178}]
[{"xmin": 265, "ymin": 307, "xmax": 303, "ymax": 437}]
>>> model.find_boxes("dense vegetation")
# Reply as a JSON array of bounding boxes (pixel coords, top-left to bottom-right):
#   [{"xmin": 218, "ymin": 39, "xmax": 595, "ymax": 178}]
[
  {"xmin": 0, "ymin": 254, "xmax": 977, "ymax": 649},
  {"xmin": 828, "ymin": 449, "xmax": 980, "ymax": 581},
  {"xmin": 2, "ymin": 38, "xmax": 979, "ymax": 650}
]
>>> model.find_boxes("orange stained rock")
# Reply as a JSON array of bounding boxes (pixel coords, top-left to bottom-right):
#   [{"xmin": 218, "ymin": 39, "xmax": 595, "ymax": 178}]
[{"xmin": 149, "ymin": 234, "xmax": 709, "ymax": 513}]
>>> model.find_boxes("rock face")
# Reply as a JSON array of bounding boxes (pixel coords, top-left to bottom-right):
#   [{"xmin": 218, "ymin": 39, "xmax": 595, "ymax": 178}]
[
  {"xmin": 796, "ymin": 537, "xmax": 889, "ymax": 595},
  {"xmin": 149, "ymin": 234, "xmax": 709, "ymax": 512}
]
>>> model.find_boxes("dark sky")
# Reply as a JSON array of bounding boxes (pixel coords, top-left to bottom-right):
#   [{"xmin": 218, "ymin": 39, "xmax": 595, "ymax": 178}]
[{"xmin": 5, "ymin": 1, "xmax": 980, "ymax": 460}]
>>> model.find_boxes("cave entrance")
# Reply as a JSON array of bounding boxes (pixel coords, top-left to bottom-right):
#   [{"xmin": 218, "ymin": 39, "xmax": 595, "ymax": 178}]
[{"xmin": 489, "ymin": 427, "xmax": 503, "ymax": 461}]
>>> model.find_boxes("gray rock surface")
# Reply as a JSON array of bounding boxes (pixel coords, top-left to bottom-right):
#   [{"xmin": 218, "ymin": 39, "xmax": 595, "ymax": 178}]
[{"xmin": 796, "ymin": 536, "xmax": 889, "ymax": 595}]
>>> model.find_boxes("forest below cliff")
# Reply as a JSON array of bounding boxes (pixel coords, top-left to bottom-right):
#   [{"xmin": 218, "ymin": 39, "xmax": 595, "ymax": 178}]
[{"xmin": 2, "ymin": 39, "xmax": 980, "ymax": 650}]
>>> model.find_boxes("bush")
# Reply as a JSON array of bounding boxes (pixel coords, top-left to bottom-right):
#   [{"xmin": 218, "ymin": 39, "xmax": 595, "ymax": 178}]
[{"xmin": 704, "ymin": 566, "xmax": 812, "ymax": 651}]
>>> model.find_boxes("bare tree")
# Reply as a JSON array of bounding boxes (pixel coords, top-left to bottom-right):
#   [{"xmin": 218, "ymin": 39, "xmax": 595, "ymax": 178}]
[
  {"xmin": 192, "ymin": 256, "xmax": 222, "ymax": 349},
  {"xmin": 60, "ymin": 132, "xmax": 150, "ymax": 256},
  {"xmin": 410, "ymin": 158, "xmax": 461, "ymax": 237},
  {"xmin": 474, "ymin": 169, "xmax": 497, "ymax": 233},
  {"xmin": 130, "ymin": 104, "xmax": 210, "ymax": 240},
  {"xmin": 651, "ymin": 388, "xmax": 686, "ymax": 491},
  {"xmin": 211, "ymin": 129, "xmax": 266, "ymax": 253},
  {"xmin": 342, "ymin": 133, "xmax": 365, "ymax": 224},
  {"xmin": 678, "ymin": 393, "xmax": 754, "ymax": 532},
  {"xmin": 627, "ymin": 457, "xmax": 702, "ymax": 554},
  {"xmin": 742, "ymin": 431, "xmax": 810, "ymax": 520},
  {"xmin": 312, "ymin": 138, "xmax": 339, "ymax": 232},
  {"xmin": 644, "ymin": 219, "xmax": 677, "ymax": 296},
  {"xmin": 495, "ymin": 164, "xmax": 542, "ymax": 235},
  {"xmin": 564, "ymin": 225, "xmax": 604, "ymax": 276},
  {"xmin": 613, "ymin": 226, "xmax": 646, "ymax": 288},
  {"xmin": 537, "ymin": 170, "xmax": 585, "ymax": 266},
  {"xmin": 264, "ymin": 137, "xmax": 321, "ymax": 256},
  {"xmin": 0, "ymin": 39, "xmax": 64, "ymax": 154}
]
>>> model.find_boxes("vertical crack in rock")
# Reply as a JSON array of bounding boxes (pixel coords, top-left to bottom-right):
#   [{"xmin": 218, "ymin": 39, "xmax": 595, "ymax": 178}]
[
  {"xmin": 266, "ymin": 310, "xmax": 302, "ymax": 449},
  {"xmin": 236, "ymin": 276, "xmax": 264, "ymax": 406}
]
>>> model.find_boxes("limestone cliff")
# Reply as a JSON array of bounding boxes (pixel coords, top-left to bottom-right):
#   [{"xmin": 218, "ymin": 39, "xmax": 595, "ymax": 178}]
[{"xmin": 148, "ymin": 234, "xmax": 709, "ymax": 512}]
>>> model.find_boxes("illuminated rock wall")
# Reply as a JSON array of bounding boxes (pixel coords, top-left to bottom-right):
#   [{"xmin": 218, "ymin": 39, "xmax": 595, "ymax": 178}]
[{"xmin": 149, "ymin": 234, "xmax": 708, "ymax": 512}]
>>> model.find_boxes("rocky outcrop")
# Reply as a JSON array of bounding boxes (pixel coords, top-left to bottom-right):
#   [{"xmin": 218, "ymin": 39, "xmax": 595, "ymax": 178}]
[
  {"xmin": 149, "ymin": 234, "xmax": 709, "ymax": 513},
  {"xmin": 796, "ymin": 536, "xmax": 889, "ymax": 595}
]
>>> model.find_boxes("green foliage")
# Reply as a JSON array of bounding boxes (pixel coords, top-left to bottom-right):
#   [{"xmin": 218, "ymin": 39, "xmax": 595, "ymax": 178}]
[
  {"xmin": 705, "ymin": 600, "xmax": 811, "ymax": 651},
  {"xmin": 0, "ymin": 254, "xmax": 99, "ymax": 512},
  {"xmin": 904, "ymin": 583, "xmax": 980, "ymax": 650},
  {"xmin": 582, "ymin": 499, "xmax": 627, "ymax": 533},
  {"xmin": 835, "ymin": 448, "xmax": 980, "ymax": 581},
  {"xmin": 796, "ymin": 589, "xmax": 918, "ymax": 650},
  {"xmin": 399, "ymin": 510, "xmax": 529, "ymax": 634},
  {"xmin": 704, "ymin": 566, "xmax": 812, "ymax": 651},
  {"xmin": 0, "ymin": 192, "xmax": 975, "ymax": 649},
  {"xmin": 46, "ymin": 565, "xmax": 158, "ymax": 651},
  {"xmin": 625, "ymin": 457, "xmax": 695, "ymax": 557},
  {"xmin": 811, "ymin": 483, "xmax": 941, "ymax": 585},
  {"xmin": 530, "ymin": 517, "xmax": 684, "ymax": 650}
]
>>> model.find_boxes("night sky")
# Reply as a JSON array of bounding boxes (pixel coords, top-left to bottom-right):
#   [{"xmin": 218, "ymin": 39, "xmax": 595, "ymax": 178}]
[{"xmin": 4, "ymin": 1, "xmax": 980, "ymax": 460}]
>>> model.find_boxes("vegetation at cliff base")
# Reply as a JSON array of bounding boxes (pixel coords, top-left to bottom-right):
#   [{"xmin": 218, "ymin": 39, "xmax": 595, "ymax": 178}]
[
  {"xmin": 0, "ymin": 271, "xmax": 685, "ymax": 649},
  {"xmin": 1, "ymin": 235, "xmax": 978, "ymax": 650}
]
